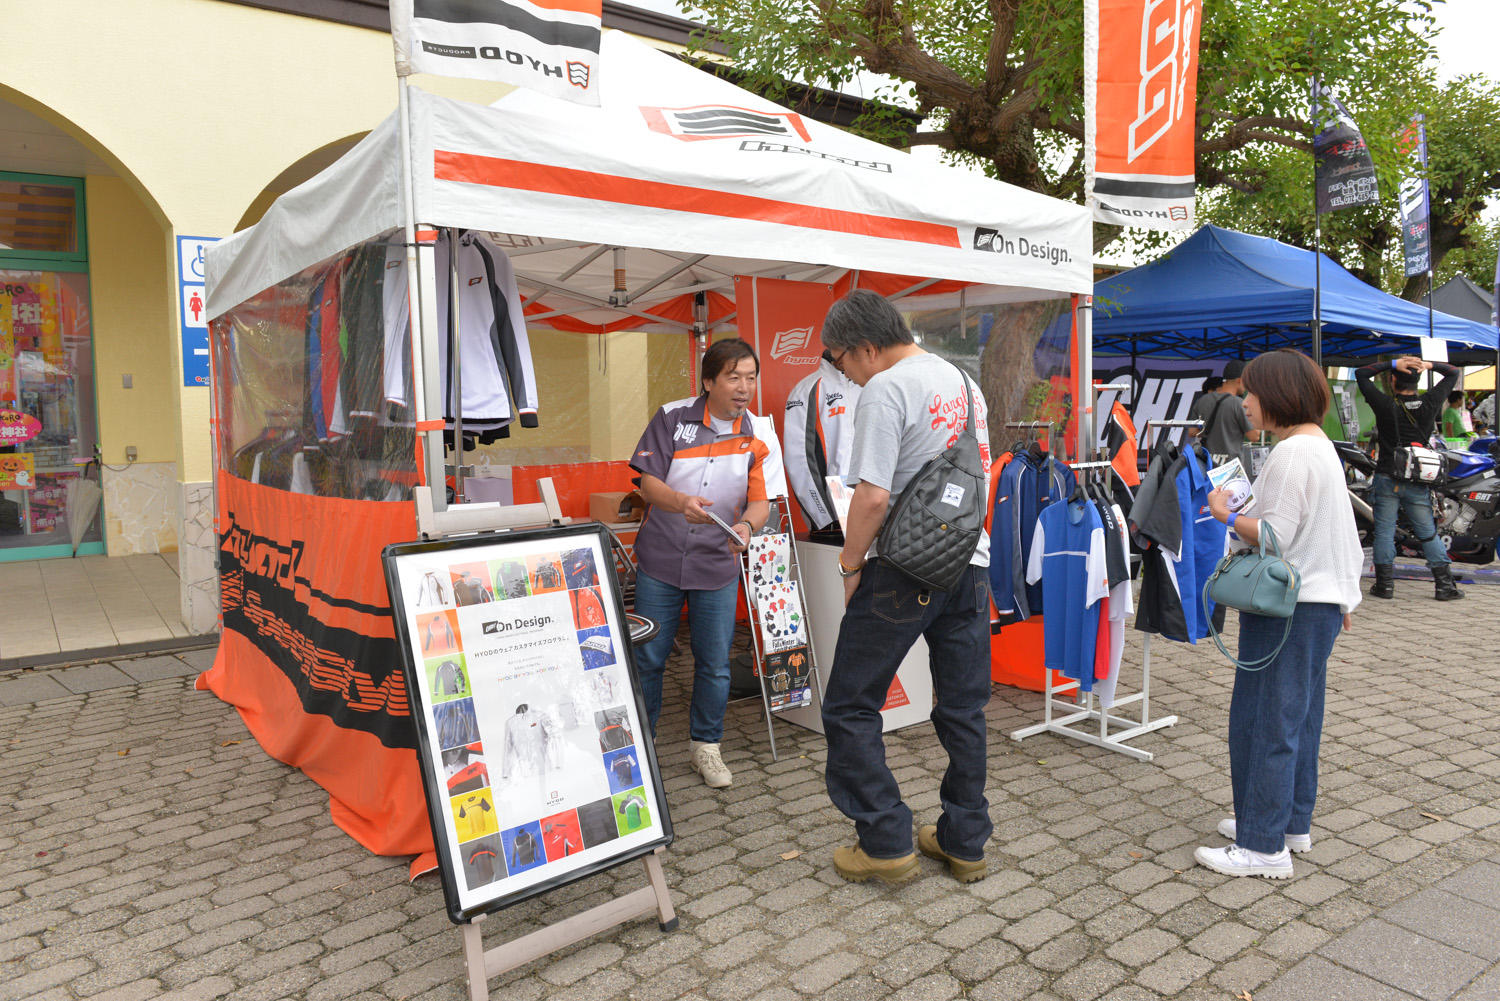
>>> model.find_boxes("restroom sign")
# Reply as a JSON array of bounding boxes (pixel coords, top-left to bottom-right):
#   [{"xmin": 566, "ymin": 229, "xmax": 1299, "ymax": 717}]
[{"xmin": 176, "ymin": 235, "xmax": 217, "ymax": 388}]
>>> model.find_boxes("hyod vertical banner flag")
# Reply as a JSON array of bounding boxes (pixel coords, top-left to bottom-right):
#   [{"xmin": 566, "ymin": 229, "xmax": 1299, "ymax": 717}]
[
  {"xmin": 1085, "ymin": 0, "xmax": 1202, "ymax": 230},
  {"xmin": 391, "ymin": 0, "xmax": 602, "ymax": 105},
  {"xmin": 1311, "ymin": 80, "xmax": 1380, "ymax": 212},
  {"xmin": 1395, "ymin": 116, "xmax": 1432, "ymax": 277}
]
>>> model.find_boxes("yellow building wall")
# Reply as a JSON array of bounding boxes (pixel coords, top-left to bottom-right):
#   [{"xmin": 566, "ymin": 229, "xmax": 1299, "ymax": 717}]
[{"xmin": 85, "ymin": 176, "xmax": 177, "ymax": 466}]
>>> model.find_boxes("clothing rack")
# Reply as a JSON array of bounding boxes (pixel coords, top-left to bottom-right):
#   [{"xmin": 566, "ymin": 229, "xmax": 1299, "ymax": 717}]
[
  {"xmin": 1144, "ymin": 418, "xmax": 1205, "ymax": 459},
  {"xmin": 1004, "ymin": 420, "xmax": 1062, "ymax": 458},
  {"xmin": 1007, "ymin": 431, "xmax": 1187, "ymax": 762}
]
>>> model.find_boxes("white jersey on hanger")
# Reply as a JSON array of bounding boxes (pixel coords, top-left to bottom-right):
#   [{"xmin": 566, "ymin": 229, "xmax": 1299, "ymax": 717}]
[
  {"xmin": 382, "ymin": 244, "xmax": 412, "ymax": 415},
  {"xmin": 782, "ymin": 357, "xmax": 860, "ymax": 529},
  {"xmin": 437, "ymin": 233, "xmax": 513, "ymax": 426}
]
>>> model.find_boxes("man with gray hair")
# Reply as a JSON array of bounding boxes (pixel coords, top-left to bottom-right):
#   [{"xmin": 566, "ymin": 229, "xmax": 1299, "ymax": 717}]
[{"xmin": 817, "ymin": 289, "xmax": 994, "ymax": 885}]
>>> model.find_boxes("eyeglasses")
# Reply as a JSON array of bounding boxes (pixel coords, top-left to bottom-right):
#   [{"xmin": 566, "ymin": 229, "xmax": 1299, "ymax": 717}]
[{"xmin": 829, "ymin": 348, "xmax": 849, "ymax": 374}]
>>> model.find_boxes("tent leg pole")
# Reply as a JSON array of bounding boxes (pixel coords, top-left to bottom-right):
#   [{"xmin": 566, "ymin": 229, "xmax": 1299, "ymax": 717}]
[{"xmin": 397, "ymin": 76, "xmax": 446, "ymax": 513}]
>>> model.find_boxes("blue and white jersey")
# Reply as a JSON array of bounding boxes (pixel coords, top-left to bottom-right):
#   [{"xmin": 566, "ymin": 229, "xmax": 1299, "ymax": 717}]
[{"xmin": 1026, "ymin": 498, "xmax": 1109, "ymax": 686}]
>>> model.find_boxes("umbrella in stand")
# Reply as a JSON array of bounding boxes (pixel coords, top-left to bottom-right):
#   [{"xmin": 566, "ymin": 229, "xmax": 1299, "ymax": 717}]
[{"xmin": 65, "ymin": 473, "xmax": 102, "ymax": 556}]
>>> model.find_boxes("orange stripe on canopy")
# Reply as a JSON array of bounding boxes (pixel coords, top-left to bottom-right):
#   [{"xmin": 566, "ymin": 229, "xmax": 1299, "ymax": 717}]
[{"xmin": 434, "ymin": 150, "xmax": 962, "ymax": 249}]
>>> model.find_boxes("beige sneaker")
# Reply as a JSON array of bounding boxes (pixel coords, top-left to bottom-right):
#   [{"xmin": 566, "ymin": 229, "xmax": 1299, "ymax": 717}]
[{"xmin": 690, "ymin": 741, "xmax": 732, "ymax": 788}]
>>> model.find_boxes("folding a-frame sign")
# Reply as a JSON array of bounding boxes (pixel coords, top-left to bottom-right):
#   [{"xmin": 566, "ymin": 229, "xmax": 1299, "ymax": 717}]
[{"xmin": 203, "ymin": 29, "xmax": 1093, "ymax": 999}]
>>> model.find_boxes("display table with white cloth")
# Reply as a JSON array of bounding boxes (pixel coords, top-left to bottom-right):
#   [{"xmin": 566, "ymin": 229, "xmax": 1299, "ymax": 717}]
[{"xmin": 778, "ymin": 539, "xmax": 933, "ymax": 734}]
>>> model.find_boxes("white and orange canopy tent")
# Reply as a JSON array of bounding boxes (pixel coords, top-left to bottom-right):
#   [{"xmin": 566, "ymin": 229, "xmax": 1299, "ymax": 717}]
[{"xmin": 206, "ymin": 30, "xmax": 1091, "ymax": 325}]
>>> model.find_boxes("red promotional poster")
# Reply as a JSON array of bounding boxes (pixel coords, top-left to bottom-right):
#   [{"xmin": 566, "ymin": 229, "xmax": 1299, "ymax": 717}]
[
  {"xmin": 733, "ymin": 276, "xmax": 838, "ymax": 441},
  {"xmin": 1085, "ymin": 0, "xmax": 1201, "ymax": 230}
]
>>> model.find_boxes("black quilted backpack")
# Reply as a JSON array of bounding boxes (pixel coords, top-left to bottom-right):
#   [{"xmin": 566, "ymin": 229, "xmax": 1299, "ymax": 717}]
[{"xmin": 875, "ymin": 372, "xmax": 986, "ymax": 592}]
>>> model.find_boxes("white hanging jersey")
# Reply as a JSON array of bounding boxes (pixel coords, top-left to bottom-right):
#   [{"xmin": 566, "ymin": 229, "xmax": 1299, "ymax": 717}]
[
  {"xmin": 382, "ymin": 244, "xmax": 412, "ymax": 415},
  {"xmin": 783, "ymin": 358, "xmax": 860, "ymax": 529}
]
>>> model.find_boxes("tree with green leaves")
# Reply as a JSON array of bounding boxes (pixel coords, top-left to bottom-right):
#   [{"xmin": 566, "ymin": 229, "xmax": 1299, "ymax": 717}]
[
  {"xmin": 688, "ymin": 0, "xmax": 1454, "ymax": 264},
  {"xmin": 1202, "ymin": 73, "xmax": 1500, "ymax": 299}
]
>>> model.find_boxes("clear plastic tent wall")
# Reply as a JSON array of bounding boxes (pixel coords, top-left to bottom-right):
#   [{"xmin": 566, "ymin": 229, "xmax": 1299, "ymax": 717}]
[{"xmin": 212, "ymin": 231, "xmax": 416, "ymax": 500}]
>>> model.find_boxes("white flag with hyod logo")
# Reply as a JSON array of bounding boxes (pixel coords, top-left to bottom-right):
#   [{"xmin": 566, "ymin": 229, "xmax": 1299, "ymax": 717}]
[{"xmin": 391, "ymin": 0, "xmax": 602, "ymax": 106}]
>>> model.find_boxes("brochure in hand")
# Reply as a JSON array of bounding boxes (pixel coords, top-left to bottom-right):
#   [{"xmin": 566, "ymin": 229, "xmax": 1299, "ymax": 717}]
[
  {"xmin": 705, "ymin": 509, "xmax": 745, "ymax": 547},
  {"xmin": 1207, "ymin": 457, "xmax": 1255, "ymax": 512}
]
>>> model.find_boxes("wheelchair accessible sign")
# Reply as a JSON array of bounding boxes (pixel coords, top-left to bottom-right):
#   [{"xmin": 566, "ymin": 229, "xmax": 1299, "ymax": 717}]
[{"xmin": 177, "ymin": 236, "xmax": 217, "ymax": 388}]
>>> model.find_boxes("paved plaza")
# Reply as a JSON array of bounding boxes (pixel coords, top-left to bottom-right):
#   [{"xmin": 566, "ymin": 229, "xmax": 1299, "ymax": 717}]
[{"xmin": 2, "ymin": 569, "xmax": 1498, "ymax": 1001}]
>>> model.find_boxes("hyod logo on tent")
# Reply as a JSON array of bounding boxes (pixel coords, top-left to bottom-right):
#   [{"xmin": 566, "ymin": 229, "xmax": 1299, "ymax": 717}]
[
  {"xmin": 769, "ymin": 326, "xmax": 819, "ymax": 365},
  {"xmin": 640, "ymin": 105, "xmax": 812, "ymax": 143}
]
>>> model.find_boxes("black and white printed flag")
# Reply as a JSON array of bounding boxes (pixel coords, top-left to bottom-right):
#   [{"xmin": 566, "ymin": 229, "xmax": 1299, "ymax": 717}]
[{"xmin": 391, "ymin": 0, "xmax": 602, "ymax": 106}]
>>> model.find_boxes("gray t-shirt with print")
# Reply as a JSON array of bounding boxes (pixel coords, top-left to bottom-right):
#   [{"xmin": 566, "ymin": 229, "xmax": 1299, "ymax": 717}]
[{"xmin": 846, "ymin": 352, "xmax": 991, "ymax": 567}]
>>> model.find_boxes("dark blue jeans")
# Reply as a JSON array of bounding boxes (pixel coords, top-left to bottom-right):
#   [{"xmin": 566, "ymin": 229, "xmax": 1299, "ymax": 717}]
[
  {"xmin": 821, "ymin": 561, "xmax": 994, "ymax": 860},
  {"xmin": 631, "ymin": 570, "xmax": 738, "ymax": 743},
  {"xmin": 1229, "ymin": 602, "xmax": 1342, "ymax": 854}
]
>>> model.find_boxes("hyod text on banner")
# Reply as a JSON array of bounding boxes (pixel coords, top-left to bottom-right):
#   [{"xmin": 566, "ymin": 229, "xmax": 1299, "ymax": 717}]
[
  {"xmin": 1085, "ymin": 0, "xmax": 1202, "ymax": 230},
  {"xmin": 390, "ymin": 0, "xmax": 603, "ymax": 106}
]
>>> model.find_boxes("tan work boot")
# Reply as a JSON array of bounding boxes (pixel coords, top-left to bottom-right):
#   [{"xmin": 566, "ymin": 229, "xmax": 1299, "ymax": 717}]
[
  {"xmin": 832, "ymin": 843, "xmax": 919, "ymax": 884},
  {"xmin": 690, "ymin": 741, "xmax": 732, "ymax": 788},
  {"xmin": 918, "ymin": 824, "xmax": 988, "ymax": 883}
]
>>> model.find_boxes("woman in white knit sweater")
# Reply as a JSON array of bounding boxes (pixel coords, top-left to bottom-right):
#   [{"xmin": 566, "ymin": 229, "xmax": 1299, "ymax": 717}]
[{"xmin": 1197, "ymin": 349, "xmax": 1363, "ymax": 879}]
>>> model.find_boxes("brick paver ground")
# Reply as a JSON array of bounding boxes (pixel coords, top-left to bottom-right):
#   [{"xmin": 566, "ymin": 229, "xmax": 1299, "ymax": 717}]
[{"xmin": 2, "ymin": 567, "xmax": 1497, "ymax": 1000}]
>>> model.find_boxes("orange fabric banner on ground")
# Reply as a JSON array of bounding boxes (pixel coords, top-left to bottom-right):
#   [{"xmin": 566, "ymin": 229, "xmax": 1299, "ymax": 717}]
[
  {"xmin": 1086, "ymin": 0, "xmax": 1201, "ymax": 229},
  {"xmin": 196, "ymin": 474, "xmax": 435, "ymax": 869}
]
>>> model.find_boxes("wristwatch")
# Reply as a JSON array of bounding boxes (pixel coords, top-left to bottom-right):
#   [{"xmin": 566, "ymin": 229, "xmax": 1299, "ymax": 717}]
[{"xmin": 837, "ymin": 557, "xmax": 865, "ymax": 578}]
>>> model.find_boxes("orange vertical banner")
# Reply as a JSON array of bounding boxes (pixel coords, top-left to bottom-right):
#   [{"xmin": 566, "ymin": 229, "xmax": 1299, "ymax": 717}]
[{"xmin": 1085, "ymin": 0, "xmax": 1202, "ymax": 229}]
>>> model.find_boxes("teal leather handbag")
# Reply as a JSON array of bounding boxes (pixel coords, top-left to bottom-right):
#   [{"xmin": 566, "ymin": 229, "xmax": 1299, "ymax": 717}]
[{"xmin": 1202, "ymin": 520, "xmax": 1300, "ymax": 671}]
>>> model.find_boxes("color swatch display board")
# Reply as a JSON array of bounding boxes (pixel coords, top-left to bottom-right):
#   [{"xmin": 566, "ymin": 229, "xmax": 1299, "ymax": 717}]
[
  {"xmin": 384, "ymin": 524, "xmax": 671, "ymax": 924},
  {"xmin": 746, "ymin": 533, "xmax": 813, "ymax": 711}
]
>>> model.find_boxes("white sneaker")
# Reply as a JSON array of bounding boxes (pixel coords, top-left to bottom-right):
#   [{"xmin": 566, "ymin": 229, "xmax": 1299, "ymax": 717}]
[
  {"xmin": 1194, "ymin": 843, "xmax": 1294, "ymax": 879},
  {"xmin": 690, "ymin": 741, "xmax": 732, "ymax": 789},
  {"xmin": 1217, "ymin": 818, "xmax": 1312, "ymax": 854}
]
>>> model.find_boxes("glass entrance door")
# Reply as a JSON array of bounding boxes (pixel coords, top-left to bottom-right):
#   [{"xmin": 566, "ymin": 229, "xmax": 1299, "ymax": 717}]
[{"xmin": 0, "ymin": 172, "xmax": 101, "ymax": 560}]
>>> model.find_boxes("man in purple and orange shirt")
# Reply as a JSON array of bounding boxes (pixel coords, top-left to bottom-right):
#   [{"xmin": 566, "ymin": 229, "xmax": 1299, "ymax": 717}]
[{"xmin": 629, "ymin": 339, "xmax": 772, "ymax": 789}]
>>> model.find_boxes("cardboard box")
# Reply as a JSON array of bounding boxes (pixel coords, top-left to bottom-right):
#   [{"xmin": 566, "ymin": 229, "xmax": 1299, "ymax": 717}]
[{"xmin": 589, "ymin": 490, "xmax": 644, "ymax": 525}]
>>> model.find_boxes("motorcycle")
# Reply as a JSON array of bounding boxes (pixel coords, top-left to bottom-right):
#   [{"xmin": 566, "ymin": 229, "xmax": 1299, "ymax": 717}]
[{"xmin": 1333, "ymin": 437, "xmax": 1500, "ymax": 565}]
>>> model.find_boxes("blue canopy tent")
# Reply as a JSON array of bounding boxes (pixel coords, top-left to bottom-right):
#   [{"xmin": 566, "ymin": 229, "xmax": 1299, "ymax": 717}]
[{"xmin": 1090, "ymin": 225, "xmax": 1499, "ymax": 362}]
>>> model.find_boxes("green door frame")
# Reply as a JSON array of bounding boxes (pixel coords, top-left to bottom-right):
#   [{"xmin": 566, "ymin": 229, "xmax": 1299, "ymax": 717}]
[{"xmin": 0, "ymin": 169, "xmax": 104, "ymax": 561}]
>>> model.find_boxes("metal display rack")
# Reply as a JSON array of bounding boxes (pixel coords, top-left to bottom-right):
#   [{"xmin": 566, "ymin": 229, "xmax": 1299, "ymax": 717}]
[
  {"xmin": 1008, "ymin": 415, "xmax": 1198, "ymax": 762},
  {"xmin": 739, "ymin": 495, "xmax": 823, "ymax": 761}
]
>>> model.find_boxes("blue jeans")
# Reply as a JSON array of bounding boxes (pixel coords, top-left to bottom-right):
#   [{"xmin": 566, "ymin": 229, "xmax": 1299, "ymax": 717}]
[
  {"xmin": 631, "ymin": 570, "xmax": 738, "ymax": 743},
  {"xmin": 1371, "ymin": 474, "xmax": 1449, "ymax": 567},
  {"xmin": 821, "ymin": 562, "xmax": 994, "ymax": 860},
  {"xmin": 1228, "ymin": 602, "xmax": 1342, "ymax": 854}
]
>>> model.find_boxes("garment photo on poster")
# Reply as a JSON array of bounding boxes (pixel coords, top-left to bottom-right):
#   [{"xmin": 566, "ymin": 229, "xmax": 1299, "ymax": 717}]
[
  {"xmin": 577, "ymin": 625, "xmax": 617, "ymax": 670},
  {"xmin": 527, "ymin": 552, "xmax": 567, "ymax": 594},
  {"xmin": 561, "ymin": 547, "xmax": 600, "ymax": 589},
  {"xmin": 613, "ymin": 789, "xmax": 651, "ymax": 835},
  {"xmin": 603, "ymin": 746, "xmax": 642, "ymax": 794},
  {"xmin": 748, "ymin": 533, "xmax": 792, "ymax": 588},
  {"xmin": 414, "ymin": 570, "xmax": 453, "ymax": 608},
  {"xmin": 502, "ymin": 821, "xmax": 546, "ymax": 876},
  {"xmin": 596, "ymin": 706, "xmax": 634, "ymax": 752},
  {"xmin": 426, "ymin": 655, "xmax": 471, "ymax": 702},
  {"xmin": 570, "ymin": 585, "xmax": 608, "ymax": 630},
  {"xmin": 588, "ymin": 669, "xmax": 620, "ymax": 709},
  {"xmin": 384, "ymin": 524, "xmax": 671, "ymax": 923},
  {"xmin": 753, "ymin": 581, "xmax": 806, "ymax": 653},
  {"xmin": 417, "ymin": 609, "xmax": 460, "ymax": 655},
  {"xmin": 450, "ymin": 563, "xmax": 495, "ymax": 606},
  {"xmin": 435, "ymin": 698, "xmax": 481, "ymax": 748},
  {"xmin": 443, "ymin": 743, "xmax": 490, "ymax": 796},
  {"xmin": 541, "ymin": 810, "xmax": 583, "ymax": 860},
  {"xmin": 492, "ymin": 557, "xmax": 532, "ymax": 600},
  {"xmin": 450, "ymin": 787, "xmax": 498, "ymax": 843},
  {"xmin": 500, "ymin": 703, "xmax": 563, "ymax": 781},
  {"xmin": 461, "ymin": 834, "xmax": 504, "ymax": 890},
  {"xmin": 761, "ymin": 647, "xmax": 812, "ymax": 710}
]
